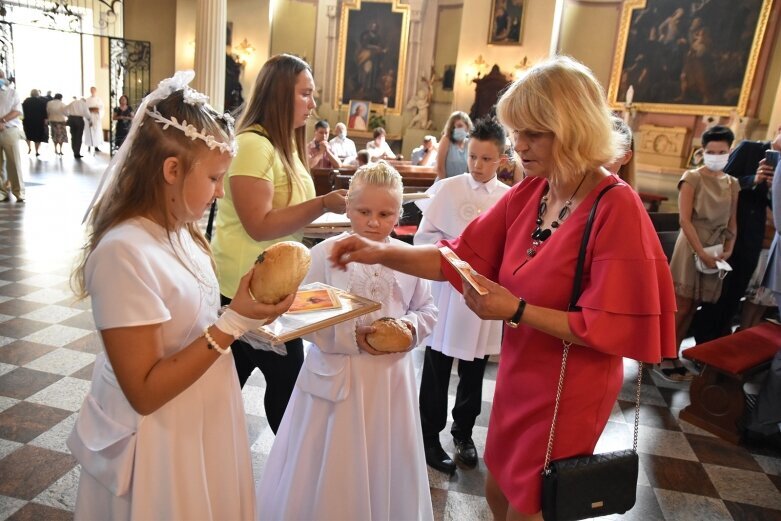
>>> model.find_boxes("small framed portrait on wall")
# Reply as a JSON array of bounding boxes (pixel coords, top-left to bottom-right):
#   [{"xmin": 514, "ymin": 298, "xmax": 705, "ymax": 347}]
[
  {"xmin": 488, "ymin": 0, "xmax": 524, "ymax": 45},
  {"xmin": 347, "ymin": 100, "xmax": 370, "ymax": 131}
]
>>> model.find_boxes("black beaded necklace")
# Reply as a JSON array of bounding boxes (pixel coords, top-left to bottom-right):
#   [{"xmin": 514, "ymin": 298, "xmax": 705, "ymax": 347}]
[{"xmin": 527, "ymin": 174, "xmax": 588, "ymax": 258}]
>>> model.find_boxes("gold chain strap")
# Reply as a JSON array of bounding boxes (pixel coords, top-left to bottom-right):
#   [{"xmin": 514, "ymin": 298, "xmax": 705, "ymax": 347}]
[{"xmin": 542, "ymin": 341, "xmax": 643, "ymax": 474}]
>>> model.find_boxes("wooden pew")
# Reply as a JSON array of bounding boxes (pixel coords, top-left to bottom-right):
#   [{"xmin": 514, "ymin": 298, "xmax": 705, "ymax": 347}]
[
  {"xmin": 680, "ymin": 322, "xmax": 781, "ymax": 443},
  {"xmin": 310, "ymin": 168, "xmax": 338, "ymax": 196}
]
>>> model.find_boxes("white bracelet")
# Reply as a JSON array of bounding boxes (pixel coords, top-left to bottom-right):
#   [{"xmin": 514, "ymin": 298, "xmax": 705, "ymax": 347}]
[{"xmin": 204, "ymin": 327, "xmax": 231, "ymax": 355}]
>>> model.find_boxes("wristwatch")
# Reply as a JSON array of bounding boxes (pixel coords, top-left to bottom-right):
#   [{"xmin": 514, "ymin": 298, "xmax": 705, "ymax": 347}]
[{"xmin": 505, "ymin": 298, "xmax": 526, "ymax": 328}]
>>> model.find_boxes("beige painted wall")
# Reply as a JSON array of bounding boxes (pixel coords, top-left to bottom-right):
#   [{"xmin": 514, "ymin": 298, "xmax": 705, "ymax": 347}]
[
  {"xmin": 558, "ymin": 1, "xmax": 620, "ymax": 90},
  {"xmin": 431, "ymin": 5, "xmax": 461, "ymax": 131},
  {"xmin": 125, "ymin": 0, "xmax": 176, "ymax": 88},
  {"xmin": 270, "ymin": 1, "xmax": 317, "ymax": 65}
]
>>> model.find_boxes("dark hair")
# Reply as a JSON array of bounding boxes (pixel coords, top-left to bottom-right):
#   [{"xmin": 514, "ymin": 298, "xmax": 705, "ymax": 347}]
[
  {"xmin": 315, "ymin": 119, "xmax": 329, "ymax": 130},
  {"xmin": 373, "ymin": 127, "xmax": 386, "ymax": 139},
  {"xmin": 470, "ymin": 116, "xmax": 506, "ymax": 152},
  {"xmin": 356, "ymin": 149, "xmax": 370, "ymax": 165},
  {"xmin": 54, "ymin": 93, "xmax": 63, "ymax": 100},
  {"xmin": 701, "ymin": 125, "xmax": 734, "ymax": 147}
]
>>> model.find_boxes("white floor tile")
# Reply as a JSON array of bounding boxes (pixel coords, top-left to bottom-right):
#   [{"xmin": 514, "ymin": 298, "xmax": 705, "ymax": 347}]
[
  {"xmin": 23, "ymin": 324, "xmax": 91, "ymax": 347},
  {"xmin": 26, "ymin": 377, "xmax": 90, "ymax": 412},
  {"xmin": 21, "ymin": 305, "xmax": 83, "ymax": 324},
  {"xmin": 24, "ymin": 348, "xmax": 94, "ymax": 375}
]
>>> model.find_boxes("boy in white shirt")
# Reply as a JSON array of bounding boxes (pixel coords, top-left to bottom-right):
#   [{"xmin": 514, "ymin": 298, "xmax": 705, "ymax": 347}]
[{"xmin": 414, "ymin": 117, "xmax": 510, "ymax": 474}]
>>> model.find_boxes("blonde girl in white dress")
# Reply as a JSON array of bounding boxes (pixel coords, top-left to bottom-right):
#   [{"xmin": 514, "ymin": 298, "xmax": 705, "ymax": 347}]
[
  {"xmin": 257, "ymin": 161, "xmax": 437, "ymax": 521},
  {"xmin": 68, "ymin": 71, "xmax": 293, "ymax": 521}
]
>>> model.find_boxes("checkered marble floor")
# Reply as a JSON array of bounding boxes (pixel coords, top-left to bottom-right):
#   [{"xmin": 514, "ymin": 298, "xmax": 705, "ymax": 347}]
[{"xmin": 0, "ymin": 152, "xmax": 779, "ymax": 520}]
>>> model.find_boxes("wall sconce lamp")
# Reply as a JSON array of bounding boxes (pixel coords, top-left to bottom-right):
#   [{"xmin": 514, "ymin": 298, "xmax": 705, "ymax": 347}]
[
  {"xmin": 232, "ymin": 38, "xmax": 256, "ymax": 67},
  {"xmin": 512, "ymin": 56, "xmax": 529, "ymax": 80},
  {"xmin": 465, "ymin": 55, "xmax": 488, "ymax": 83}
]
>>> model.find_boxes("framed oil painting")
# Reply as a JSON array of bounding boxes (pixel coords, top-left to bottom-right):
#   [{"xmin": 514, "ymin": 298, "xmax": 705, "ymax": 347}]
[
  {"xmin": 488, "ymin": 0, "xmax": 524, "ymax": 45},
  {"xmin": 336, "ymin": 0, "xmax": 409, "ymax": 114},
  {"xmin": 607, "ymin": 0, "xmax": 774, "ymax": 116}
]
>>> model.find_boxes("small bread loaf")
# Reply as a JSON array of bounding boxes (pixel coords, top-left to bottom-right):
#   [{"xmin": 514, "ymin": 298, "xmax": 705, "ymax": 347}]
[
  {"xmin": 250, "ymin": 241, "xmax": 311, "ymax": 304},
  {"xmin": 366, "ymin": 317, "xmax": 413, "ymax": 352}
]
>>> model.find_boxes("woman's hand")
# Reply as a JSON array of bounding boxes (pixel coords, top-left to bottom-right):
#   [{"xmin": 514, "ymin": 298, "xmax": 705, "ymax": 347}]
[
  {"xmin": 755, "ymin": 159, "xmax": 774, "ymax": 186},
  {"xmin": 322, "ymin": 189, "xmax": 348, "ymax": 214},
  {"xmin": 721, "ymin": 248, "xmax": 732, "ymax": 261},
  {"xmin": 461, "ymin": 271, "xmax": 519, "ymax": 321},
  {"xmin": 329, "ymin": 234, "xmax": 387, "ymax": 270},
  {"xmin": 698, "ymin": 252, "xmax": 720, "ymax": 269},
  {"xmin": 229, "ymin": 270, "xmax": 295, "ymax": 322}
]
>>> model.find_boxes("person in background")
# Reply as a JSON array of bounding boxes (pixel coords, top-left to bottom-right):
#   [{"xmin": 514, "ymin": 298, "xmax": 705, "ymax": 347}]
[
  {"xmin": 693, "ymin": 125, "xmax": 781, "ymax": 342},
  {"xmin": 46, "ymin": 93, "xmax": 68, "ymax": 156},
  {"xmin": 328, "ymin": 56, "xmax": 675, "ymax": 521},
  {"xmin": 606, "ymin": 117, "xmax": 636, "ymax": 189},
  {"xmin": 307, "ymin": 119, "xmax": 341, "ymax": 169},
  {"xmin": 356, "ymin": 149, "xmax": 370, "ymax": 166},
  {"xmin": 66, "ymin": 96, "xmax": 88, "ymax": 159},
  {"xmin": 113, "ymin": 94, "xmax": 134, "ymax": 150},
  {"xmin": 257, "ymin": 162, "xmax": 436, "ymax": 520},
  {"xmin": 664, "ymin": 125, "xmax": 738, "ymax": 381},
  {"xmin": 85, "ymin": 86, "xmax": 104, "ymax": 153},
  {"xmin": 68, "ymin": 71, "xmax": 293, "ymax": 521},
  {"xmin": 0, "ymin": 70, "xmax": 25, "ymax": 202},
  {"xmin": 762, "ymin": 160, "xmax": 781, "ymax": 309},
  {"xmin": 436, "ymin": 111, "xmax": 473, "ymax": 180},
  {"xmin": 211, "ymin": 54, "xmax": 347, "ymax": 433},
  {"xmin": 22, "ymin": 89, "xmax": 48, "ymax": 156},
  {"xmin": 414, "ymin": 117, "xmax": 510, "ymax": 475},
  {"xmin": 366, "ymin": 126, "xmax": 396, "ymax": 161},
  {"xmin": 410, "ymin": 134, "xmax": 438, "ymax": 167},
  {"xmin": 329, "ymin": 122, "xmax": 358, "ymax": 165}
]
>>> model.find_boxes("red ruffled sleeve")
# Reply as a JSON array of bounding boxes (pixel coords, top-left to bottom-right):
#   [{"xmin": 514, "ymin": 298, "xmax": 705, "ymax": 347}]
[{"xmin": 567, "ymin": 187, "xmax": 677, "ymax": 363}]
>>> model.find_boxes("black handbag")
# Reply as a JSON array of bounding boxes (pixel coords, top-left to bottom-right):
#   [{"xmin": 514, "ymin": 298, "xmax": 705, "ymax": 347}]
[{"xmin": 541, "ymin": 183, "xmax": 642, "ymax": 521}]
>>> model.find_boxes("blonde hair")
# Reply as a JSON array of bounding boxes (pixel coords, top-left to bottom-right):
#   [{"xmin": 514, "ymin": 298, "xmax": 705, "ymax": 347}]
[
  {"xmin": 237, "ymin": 54, "xmax": 312, "ymax": 202},
  {"xmin": 71, "ymin": 90, "xmax": 233, "ymax": 298},
  {"xmin": 443, "ymin": 111, "xmax": 473, "ymax": 143},
  {"xmin": 496, "ymin": 55, "xmax": 623, "ymax": 185},
  {"xmin": 347, "ymin": 160, "xmax": 403, "ymax": 213}
]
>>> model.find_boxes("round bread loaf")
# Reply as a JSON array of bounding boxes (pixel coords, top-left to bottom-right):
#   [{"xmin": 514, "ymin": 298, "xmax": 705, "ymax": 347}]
[
  {"xmin": 366, "ymin": 317, "xmax": 413, "ymax": 352},
  {"xmin": 250, "ymin": 241, "xmax": 311, "ymax": 304}
]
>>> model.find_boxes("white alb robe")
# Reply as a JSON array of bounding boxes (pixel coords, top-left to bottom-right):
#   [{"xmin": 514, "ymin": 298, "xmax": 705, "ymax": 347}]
[{"xmin": 414, "ymin": 173, "xmax": 510, "ymax": 360}]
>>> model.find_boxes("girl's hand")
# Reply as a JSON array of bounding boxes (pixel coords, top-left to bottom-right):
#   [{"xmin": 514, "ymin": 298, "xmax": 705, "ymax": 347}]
[
  {"xmin": 329, "ymin": 234, "xmax": 386, "ymax": 270},
  {"xmin": 461, "ymin": 271, "xmax": 520, "ymax": 321},
  {"xmin": 229, "ymin": 270, "xmax": 295, "ymax": 322},
  {"xmin": 323, "ymin": 189, "xmax": 348, "ymax": 214},
  {"xmin": 355, "ymin": 325, "xmax": 388, "ymax": 355},
  {"xmin": 721, "ymin": 248, "xmax": 732, "ymax": 261}
]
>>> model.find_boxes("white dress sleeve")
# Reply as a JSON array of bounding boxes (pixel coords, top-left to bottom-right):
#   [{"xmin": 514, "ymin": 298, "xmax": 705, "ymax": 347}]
[{"xmin": 86, "ymin": 236, "xmax": 171, "ymax": 330}]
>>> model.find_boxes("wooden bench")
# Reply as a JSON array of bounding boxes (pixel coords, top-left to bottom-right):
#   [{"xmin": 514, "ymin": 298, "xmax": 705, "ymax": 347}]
[
  {"xmin": 639, "ymin": 192, "xmax": 669, "ymax": 212},
  {"xmin": 680, "ymin": 322, "xmax": 781, "ymax": 443}
]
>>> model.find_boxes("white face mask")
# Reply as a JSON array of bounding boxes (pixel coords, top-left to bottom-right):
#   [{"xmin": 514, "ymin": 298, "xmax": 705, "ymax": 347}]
[
  {"xmin": 703, "ymin": 153, "xmax": 729, "ymax": 172},
  {"xmin": 452, "ymin": 128, "xmax": 468, "ymax": 141}
]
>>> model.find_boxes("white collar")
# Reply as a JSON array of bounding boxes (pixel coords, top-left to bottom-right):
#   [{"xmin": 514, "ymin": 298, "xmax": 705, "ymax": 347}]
[{"xmin": 466, "ymin": 174, "xmax": 500, "ymax": 194}]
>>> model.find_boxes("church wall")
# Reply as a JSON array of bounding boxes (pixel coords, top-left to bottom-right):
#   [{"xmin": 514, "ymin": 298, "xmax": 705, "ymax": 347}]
[{"xmin": 124, "ymin": 0, "xmax": 177, "ymax": 89}]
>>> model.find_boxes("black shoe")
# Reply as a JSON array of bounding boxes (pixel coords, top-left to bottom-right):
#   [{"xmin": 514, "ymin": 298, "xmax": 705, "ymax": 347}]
[
  {"xmin": 453, "ymin": 437, "xmax": 478, "ymax": 468},
  {"xmin": 74, "ymin": 155, "xmax": 83, "ymax": 159},
  {"xmin": 424, "ymin": 444, "xmax": 456, "ymax": 475}
]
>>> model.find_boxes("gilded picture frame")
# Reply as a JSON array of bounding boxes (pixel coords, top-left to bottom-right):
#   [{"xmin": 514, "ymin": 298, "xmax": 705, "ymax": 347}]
[
  {"xmin": 336, "ymin": 0, "xmax": 409, "ymax": 115},
  {"xmin": 607, "ymin": 0, "xmax": 774, "ymax": 116},
  {"xmin": 488, "ymin": 0, "xmax": 525, "ymax": 45}
]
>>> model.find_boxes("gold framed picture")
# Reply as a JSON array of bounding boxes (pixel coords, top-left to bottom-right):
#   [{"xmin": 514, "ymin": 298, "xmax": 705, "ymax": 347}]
[
  {"xmin": 607, "ymin": 0, "xmax": 774, "ymax": 116},
  {"xmin": 488, "ymin": 0, "xmax": 525, "ymax": 45},
  {"xmin": 336, "ymin": 0, "xmax": 409, "ymax": 114}
]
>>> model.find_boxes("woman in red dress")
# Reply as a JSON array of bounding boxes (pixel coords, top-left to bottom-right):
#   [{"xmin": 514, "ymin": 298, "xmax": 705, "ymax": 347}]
[{"xmin": 329, "ymin": 56, "xmax": 676, "ymax": 520}]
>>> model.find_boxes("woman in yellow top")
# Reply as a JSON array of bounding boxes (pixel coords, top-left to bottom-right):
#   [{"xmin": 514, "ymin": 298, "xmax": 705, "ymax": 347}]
[{"xmin": 212, "ymin": 54, "xmax": 347, "ymax": 433}]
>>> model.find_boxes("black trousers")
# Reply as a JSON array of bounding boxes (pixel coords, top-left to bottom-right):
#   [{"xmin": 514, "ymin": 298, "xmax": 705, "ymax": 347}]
[
  {"xmin": 419, "ymin": 346, "xmax": 488, "ymax": 447},
  {"xmin": 67, "ymin": 116, "xmax": 83, "ymax": 157},
  {"xmin": 220, "ymin": 295, "xmax": 304, "ymax": 434},
  {"xmin": 693, "ymin": 243, "xmax": 762, "ymax": 343}
]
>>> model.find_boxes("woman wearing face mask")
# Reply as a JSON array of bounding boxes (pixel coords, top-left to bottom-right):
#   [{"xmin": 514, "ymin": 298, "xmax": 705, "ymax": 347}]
[
  {"xmin": 663, "ymin": 125, "xmax": 738, "ymax": 381},
  {"xmin": 435, "ymin": 111, "xmax": 473, "ymax": 181}
]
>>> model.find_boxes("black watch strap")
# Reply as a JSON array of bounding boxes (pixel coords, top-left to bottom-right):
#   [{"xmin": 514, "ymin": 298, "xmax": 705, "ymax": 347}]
[{"xmin": 505, "ymin": 298, "xmax": 526, "ymax": 328}]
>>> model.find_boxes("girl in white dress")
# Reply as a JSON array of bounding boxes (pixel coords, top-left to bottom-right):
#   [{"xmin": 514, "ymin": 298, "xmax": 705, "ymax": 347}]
[
  {"xmin": 68, "ymin": 71, "xmax": 293, "ymax": 521},
  {"xmin": 257, "ymin": 161, "xmax": 437, "ymax": 521}
]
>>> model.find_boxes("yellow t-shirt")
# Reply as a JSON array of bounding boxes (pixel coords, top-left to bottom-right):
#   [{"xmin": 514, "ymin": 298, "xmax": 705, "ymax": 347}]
[{"xmin": 212, "ymin": 124, "xmax": 315, "ymax": 298}]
